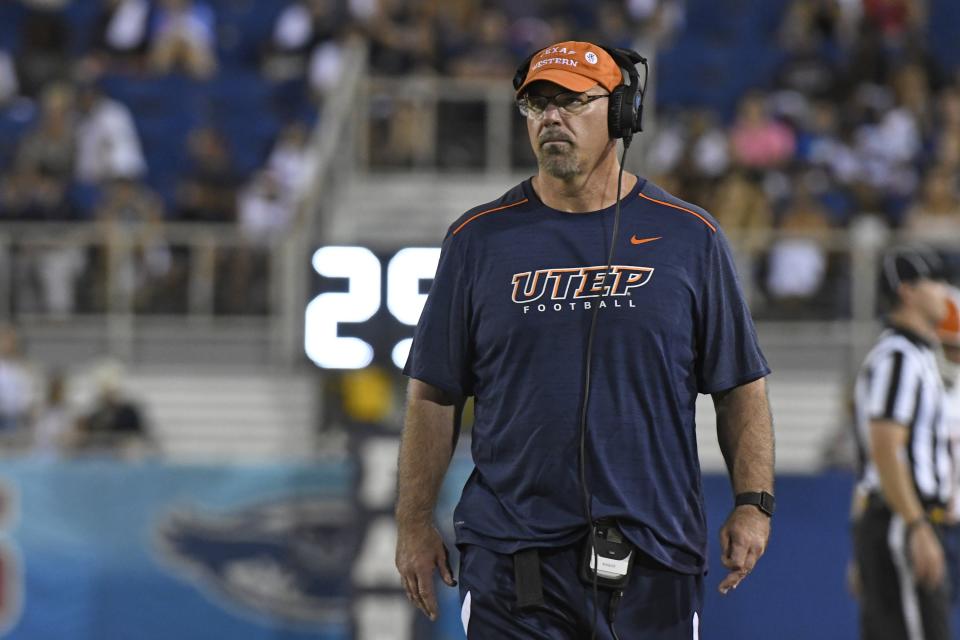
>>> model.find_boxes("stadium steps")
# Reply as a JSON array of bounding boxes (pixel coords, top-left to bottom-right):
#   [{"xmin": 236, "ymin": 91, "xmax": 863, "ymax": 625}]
[
  {"xmin": 695, "ymin": 373, "xmax": 845, "ymax": 474},
  {"xmin": 327, "ymin": 172, "xmax": 530, "ymax": 247},
  {"xmin": 95, "ymin": 370, "xmax": 318, "ymax": 462}
]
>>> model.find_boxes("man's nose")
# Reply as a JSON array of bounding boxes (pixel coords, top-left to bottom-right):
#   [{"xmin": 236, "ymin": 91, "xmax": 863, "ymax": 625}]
[{"xmin": 541, "ymin": 101, "xmax": 563, "ymax": 123}]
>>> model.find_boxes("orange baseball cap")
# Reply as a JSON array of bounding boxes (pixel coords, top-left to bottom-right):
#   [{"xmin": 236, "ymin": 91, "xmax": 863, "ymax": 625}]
[
  {"xmin": 938, "ymin": 288, "xmax": 960, "ymax": 347},
  {"xmin": 515, "ymin": 41, "xmax": 624, "ymax": 96}
]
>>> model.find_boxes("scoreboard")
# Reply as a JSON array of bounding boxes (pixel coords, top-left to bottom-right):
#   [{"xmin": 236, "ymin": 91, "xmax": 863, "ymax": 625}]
[{"xmin": 304, "ymin": 246, "xmax": 441, "ymax": 369}]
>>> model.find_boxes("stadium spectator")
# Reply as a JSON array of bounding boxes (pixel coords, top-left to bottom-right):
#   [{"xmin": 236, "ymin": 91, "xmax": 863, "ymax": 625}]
[
  {"xmin": 175, "ymin": 127, "xmax": 239, "ymax": 222},
  {"xmin": 16, "ymin": 82, "xmax": 75, "ymax": 183},
  {"xmin": 0, "ymin": 168, "xmax": 71, "ymax": 221},
  {"xmin": 148, "ymin": 0, "xmax": 218, "ymax": 79},
  {"xmin": 932, "ymin": 87, "xmax": 960, "ymax": 171},
  {"xmin": 31, "ymin": 369, "xmax": 78, "ymax": 457},
  {"xmin": 711, "ymin": 170, "xmax": 772, "ymax": 234},
  {"xmin": 775, "ymin": 8, "xmax": 842, "ymax": 100},
  {"xmin": 850, "ymin": 85, "xmax": 921, "ymax": 223},
  {"xmin": 264, "ymin": 0, "xmax": 348, "ymax": 81},
  {"xmin": 75, "ymin": 78, "xmax": 147, "ymax": 184},
  {"xmin": 765, "ymin": 182, "xmax": 832, "ymax": 314},
  {"xmin": 94, "ymin": 178, "xmax": 179, "ymax": 312},
  {"xmin": 15, "ymin": 0, "xmax": 70, "ymax": 97},
  {"xmin": 16, "ymin": 238, "xmax": 86, "ymax": 315},
  {"xmin": 905, "ymin": 166, "xmax": 960, "ymax": 236},
  {"xmin": 266, "ymin": 121, "xmax": 314, "ymax": 194},
  {"xmin": 238, "ymin": 170, "xmax": 297, "ymax": 245},
  {"xmin": 729, "ymin": 92, "xmax": 797, "ymax": 170},
  {"xmin": 446, "ymin": 8, "xmax": 513, "ymax": 79},
  {"xmin": 76, "ymin": 360, "xmax": 152, "ymax": 458},
  {"xmin": 625, "ymin": 0, "xmax": 685, "ymax": 46},
  {"xmin": 4, "ymin": 83, "xmax": 76, "ymax": 223},
  {"xmin": 589, "ymin": 2, "xmax": 639, "ymax": 50},
  {"xmin": 0, "ymin": 326, "xmax": 35, "ymax": 437},
  {"xmin": 365, "ymin": 0, "xmax": 435, "ymax": 75},
  {"xmin": 862, "ymin": 0, "xmax": 926, "ymax": 43},
  {"xmin": 308, "ymin": 34, "xmax": 348, "ymax": 101},
  {"xmin": 87, "ymin": 0, "xmax": 154, "ymax": 73},
  {"xmin": 0, "ymin": 50, "xmax": 19, "ymax": 106}
]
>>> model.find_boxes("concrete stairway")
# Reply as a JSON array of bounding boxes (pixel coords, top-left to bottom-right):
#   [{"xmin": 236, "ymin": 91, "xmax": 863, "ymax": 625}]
[
  {"xmin": 108, "ymin": 370, "xmax": 319, "ymax": 461},
  {"xmin": 695, "ymin": 373, "xmax": 846, "ymax": 473}
]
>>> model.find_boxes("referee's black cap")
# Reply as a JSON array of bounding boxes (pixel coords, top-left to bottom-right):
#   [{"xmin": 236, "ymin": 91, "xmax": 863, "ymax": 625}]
[{"xmin": 880, "ymin": 245, "xmax": 948, "ymax": 302}]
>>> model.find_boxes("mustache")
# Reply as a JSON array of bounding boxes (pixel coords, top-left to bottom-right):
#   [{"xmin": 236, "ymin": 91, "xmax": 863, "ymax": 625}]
[{"xmin": 539, "ymin": 132, "xmax": 572, "ymax": 145}]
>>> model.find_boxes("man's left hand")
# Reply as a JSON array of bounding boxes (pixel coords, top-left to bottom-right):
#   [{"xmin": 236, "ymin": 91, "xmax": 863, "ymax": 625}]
[{"xmin": 718, "ymin": 505, "xmax": 770, "ymax": 594}]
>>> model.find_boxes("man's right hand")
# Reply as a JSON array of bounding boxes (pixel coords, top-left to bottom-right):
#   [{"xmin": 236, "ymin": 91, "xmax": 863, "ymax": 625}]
[
  {"xmin": 909, "ymin": 520, "xmax": 945, "ymax": 589},
  {"xmin": 395, "ymin": 522, "xmax": 457, "ymax": 621}
]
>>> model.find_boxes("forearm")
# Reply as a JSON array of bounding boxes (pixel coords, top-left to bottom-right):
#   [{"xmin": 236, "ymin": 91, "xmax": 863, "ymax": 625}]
[
  {"xmin": 871, "ymin": 421, "xmax": 925, "ymax": 523},
  {"xmin": 714, "ymin": 377, "xmax": 775, "ymax": 494},
  {"xmin": 395, "ymin": 381, "xmax": 460, "ymax": 529}
]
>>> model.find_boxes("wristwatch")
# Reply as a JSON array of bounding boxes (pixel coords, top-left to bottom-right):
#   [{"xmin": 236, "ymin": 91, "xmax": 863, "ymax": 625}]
[{"xmin": 735, "ymin": 491, "xmax": 775, "ymax": 517}]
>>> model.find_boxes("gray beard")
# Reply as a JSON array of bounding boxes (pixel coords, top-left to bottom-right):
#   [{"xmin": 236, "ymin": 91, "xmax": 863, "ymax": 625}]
[{"xmin": 538, "ymin": 145, "xmax": 580, "ymax": 179}]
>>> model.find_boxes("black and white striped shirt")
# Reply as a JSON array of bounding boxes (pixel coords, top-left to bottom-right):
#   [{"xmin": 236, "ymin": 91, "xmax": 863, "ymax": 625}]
[{"xmin": 853, "ymin": 326, "xmax": 952, "ymax": 506}]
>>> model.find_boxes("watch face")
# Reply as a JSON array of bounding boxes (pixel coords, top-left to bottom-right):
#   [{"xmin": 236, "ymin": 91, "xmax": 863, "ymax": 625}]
[{"xmin": 759, "ymin": 492, "xmax": 775, "ymax": 516}]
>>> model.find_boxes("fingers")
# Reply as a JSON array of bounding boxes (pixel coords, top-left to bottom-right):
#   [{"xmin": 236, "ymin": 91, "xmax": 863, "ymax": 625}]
[
  {"xmin": 723, "ymin": 534, "xmax": 748, "ymax": 571},
  {"xmin": 400, "ymin": 570, "xmax": 438, "ymax": 620},
  {"xmin": 718, "ymin": 569, "xmax": 746, "ymax": 595},
  {"xmin": 718, "ymin": 521, "xmax": 766, "ymax": 595},
  {"xmin": 916, "ymin": 553, "xmax": 945, "ymax": 589},
  {"xmin": 397, "ymin": 539, "xmax": 457, "ymax": 621},
  {"xmin": 400, "ymin": 568, "xmax": 437, "ymax": 620},
  {"xmin": 439, "ymin": 545, "xmax": 458, "ymax": 587},
  {"xmin": 416, "ymin": 573, "xmax": 439, "ymax": 621}
]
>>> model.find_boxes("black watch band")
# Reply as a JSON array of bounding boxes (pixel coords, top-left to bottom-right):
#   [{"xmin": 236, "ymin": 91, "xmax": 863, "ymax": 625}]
[{"xmin": 735, "ymin": 491, "xmax": 775, "ymax": 517}]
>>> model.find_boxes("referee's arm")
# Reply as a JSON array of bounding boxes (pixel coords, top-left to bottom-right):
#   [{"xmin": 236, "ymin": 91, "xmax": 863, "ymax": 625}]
[
  {"xmin": 870, "ymin": 419, "xmax": 945, "ymax": 588},
  {"xmin": 713, "ymin": 377, "xmax": 774, "ymax": 594},
  {"xmin": 395, "ymin": 379, "xmax": 463, "ymax": 621}
]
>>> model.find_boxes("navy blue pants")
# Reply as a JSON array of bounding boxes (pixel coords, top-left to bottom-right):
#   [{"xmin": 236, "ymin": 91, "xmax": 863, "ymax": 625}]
[{"xmin": 457, "ymin": 543, "xmax": 703, "ymax": 639}]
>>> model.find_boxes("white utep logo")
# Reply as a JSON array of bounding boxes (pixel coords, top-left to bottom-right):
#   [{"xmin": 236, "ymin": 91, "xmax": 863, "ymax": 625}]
[{"xmin": 585, "ymin": 51, "xmax": 598, "ymax": 64}]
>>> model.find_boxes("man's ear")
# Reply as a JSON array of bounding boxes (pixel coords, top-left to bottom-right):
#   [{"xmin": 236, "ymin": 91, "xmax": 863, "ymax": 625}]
[{"xmin": 896, "ymin": 280, "xmax": 914, "ymax": 307}]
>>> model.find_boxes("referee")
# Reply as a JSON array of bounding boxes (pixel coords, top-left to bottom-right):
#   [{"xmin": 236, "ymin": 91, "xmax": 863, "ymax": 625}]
[{"xmin": 853, "ymin": 246, "xmax": 953, "ymax": 640}]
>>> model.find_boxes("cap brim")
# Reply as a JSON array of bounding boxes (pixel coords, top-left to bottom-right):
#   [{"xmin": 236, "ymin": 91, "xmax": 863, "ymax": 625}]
[{"xmin": 516, "ymin": 69, "xmax": 598, "ymax": 96}]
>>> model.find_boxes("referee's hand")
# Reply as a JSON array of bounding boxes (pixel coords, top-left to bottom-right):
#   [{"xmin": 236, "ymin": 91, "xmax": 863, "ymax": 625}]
[
  {"xmin": 718, "ymin": 505, "xmax": 770, "ymax": 595},
  {"xmin": 395, "ymin": 522, "xmax": 457, "ymax": 621},
  {"xmin": 909, "ymin": 521, "xmax": 945, "ymax": 589}
]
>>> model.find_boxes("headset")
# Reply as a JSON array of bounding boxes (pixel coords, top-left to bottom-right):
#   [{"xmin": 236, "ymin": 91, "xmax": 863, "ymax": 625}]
[
  {"xmin": 513, "ymin": 43, "xmax": 649, "ymax": 640},
  {"xmin": 512, "ymin": 45, "xmax": 649, "ymax": 144}
]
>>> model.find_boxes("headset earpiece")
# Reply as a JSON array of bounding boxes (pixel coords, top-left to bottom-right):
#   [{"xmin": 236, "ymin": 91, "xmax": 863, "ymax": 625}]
[{"xmin": 513, "ymin": 52, "xmax": 536, "ymax": 92}]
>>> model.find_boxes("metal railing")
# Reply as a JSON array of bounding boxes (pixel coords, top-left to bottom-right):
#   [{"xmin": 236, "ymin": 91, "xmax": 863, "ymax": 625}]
[{"xmin": 0, "ymin": 39, "xmax": 370, "ymax": 367}]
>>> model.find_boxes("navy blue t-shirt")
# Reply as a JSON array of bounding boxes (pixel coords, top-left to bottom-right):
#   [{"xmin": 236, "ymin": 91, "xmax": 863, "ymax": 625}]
[{"xmin": 403, "ymin": 177, "xmax": 770, "ymax": 574}]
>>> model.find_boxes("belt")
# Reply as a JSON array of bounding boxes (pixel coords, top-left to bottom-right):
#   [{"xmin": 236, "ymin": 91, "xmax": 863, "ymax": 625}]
[
  {"xmin": 928, "ymin": 506, "xmax": 949, "ymax": 525},
  {"xmin": 866, "ymin": 492, "xmax": 950, "ymax": 525}
]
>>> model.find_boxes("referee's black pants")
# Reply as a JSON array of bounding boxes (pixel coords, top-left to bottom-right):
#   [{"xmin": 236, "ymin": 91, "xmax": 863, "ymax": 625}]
[{"xmin": 854, "ymin": 504, "xmax": 951, "ymax": 640}]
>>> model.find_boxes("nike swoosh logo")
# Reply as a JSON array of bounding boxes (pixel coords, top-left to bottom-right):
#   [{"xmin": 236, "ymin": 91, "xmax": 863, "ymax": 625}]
[{"xmin": 630, "ymin": 235, "xmax": 662, "ymax": 245}]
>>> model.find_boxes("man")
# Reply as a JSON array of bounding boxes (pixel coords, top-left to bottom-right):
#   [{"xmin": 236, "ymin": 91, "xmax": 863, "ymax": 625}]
[
  {"xmin": 852, "ymin": 247, "xmax": 952, "ymax": 640},
  {"xmin": 938, "ymin": 288, "xmax": 960, "ymax": 607},
  {"xmin": 395, "ymin": 41, "xmax": 774, "ymax": 638}
]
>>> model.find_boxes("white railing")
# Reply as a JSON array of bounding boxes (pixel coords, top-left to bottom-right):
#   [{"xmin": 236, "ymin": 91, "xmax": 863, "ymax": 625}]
[{"xmin": 0, "ymin": 40, "xmax": 370, "ymax": 367}]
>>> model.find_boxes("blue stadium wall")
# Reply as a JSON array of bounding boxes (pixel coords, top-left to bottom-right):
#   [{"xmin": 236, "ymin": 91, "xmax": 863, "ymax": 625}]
[{"xmin": 0, "ymin": 454, "xmax": 922, "ymax": 639}]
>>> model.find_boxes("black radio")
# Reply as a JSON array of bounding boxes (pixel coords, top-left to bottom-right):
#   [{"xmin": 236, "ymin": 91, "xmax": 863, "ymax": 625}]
[{"xmin": 580, "ymin": 519, "xmax": 635, "ymax": 590}]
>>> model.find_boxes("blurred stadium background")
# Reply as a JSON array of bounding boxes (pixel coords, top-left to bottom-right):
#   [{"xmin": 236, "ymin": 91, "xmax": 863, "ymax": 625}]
[{"xmin": 0, "ymin": 0, "xmax": 958, "ymax": 638}]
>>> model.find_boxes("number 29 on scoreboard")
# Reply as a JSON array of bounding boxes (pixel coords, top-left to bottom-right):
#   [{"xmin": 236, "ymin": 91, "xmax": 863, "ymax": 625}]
[{"xmin": 304, "ymin": 246, "xmax": 441, "ymax": 370}]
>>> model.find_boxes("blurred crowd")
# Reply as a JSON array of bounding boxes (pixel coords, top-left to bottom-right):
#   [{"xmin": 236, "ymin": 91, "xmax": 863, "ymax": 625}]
[
  {"xmin": 0, "ymin": 0, "xmax": 327, "ymax": 315},
  {"xmin": 0, "ymin": 0, "xmax": 957, "ymax": 320},
  {"xmin": 647, "ymin": 0, "xmax": 960, "ymax": 317},
  {"xmin": 0, "ymin": 324, "xmax": 153, "ymax": 459}
]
